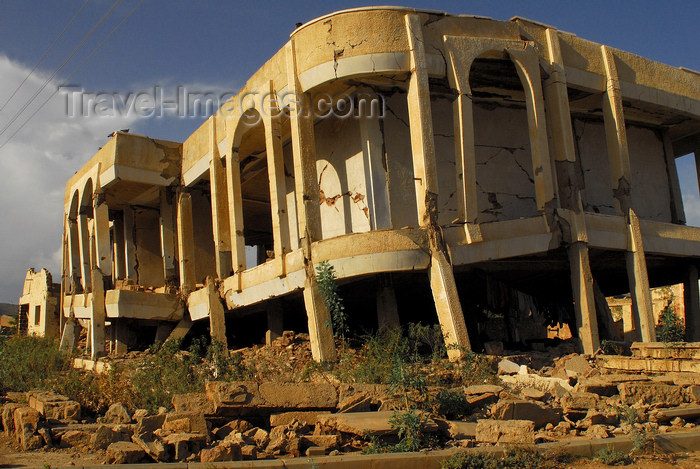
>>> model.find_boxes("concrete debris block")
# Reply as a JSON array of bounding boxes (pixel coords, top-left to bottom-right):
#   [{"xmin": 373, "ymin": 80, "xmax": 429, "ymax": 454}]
[
  {"xmin": 476, "ymin": 419, "xmax": 534, "ymax": 444},
  {"xmin": 464, "ymin": 384, "xmax": 503, "ymax": 395},
  {"xmin": 491, "ymin": 399, "xmax": 560, "ymax": 429},
  {"xmin": 59, "ymin": 429, "xmax": 91, "ymax": 449},
  {"xmin": 27, "ymin": 391, "xmax": 81, "ymax": 421},
  {"xmin": 2, "ymin": 403, "xmax": 20, "ymax": 437},
  {"xmin": 243, "ymin": 427, "xmax": 270, "ymax": 448},
  {"xmin": 103, "ymin": 402, "xmax": 131, "ymax": 424},
  {"xmin": 306, "ymin": 446, "xmax": 325, "ymax": 456},
  {"xmin": 214, "ymin": 419, "xmax": 253, "ymax": 439},
  {"xmin": 132, "ymin": 408, "xmax": 149, "ymax": 422},
  {"xmin": 163, "ymin": 411, "xmax": 208, "ymax": 436},
  {"xmin": 498, "ymin": 359, "xmax": 520, "ymax": 375},
  {"xmin": 500, "ymin": 373, "xmax": 572, "ymax": 397},
  {"xmin": 521, "ymin": 387, "xmax": 545, "ymax": 400},
  {"xmin": 575, "ymin": 376, "xmax": 620, "ymax": 397},
  {"xmin": 162, "ymin": 433, "xmax": 206, "ymax": 461},
  {"xmin": 552, "ymin": 354, "xmax": 594, "ymax": 380},
  {"xmin": 132, "ymin": 434, "xmax": 169, "ymax": 461},
  {"xmin": 206, "ymin": 381, "xmax": 337, "ymax": 414},
  {"xmin": 585, "ymin": 424, "xmax": 610, "ymax": 439},
  {"xmin": 561, "ymin": 392, "xmax": 600, "ymax": 411},
  {"xmin": 316, "ymin": 411, "xmax": 438, "ymax": 437},
  {"xmin": 134, "ymin": 413, "xmax": 166, "ymax": 439},
  {"xmin": 445, "ymin": 421, "xmax": 477, "ymax": 440},
  {"xmin": 172, "ymin": 393, "xmax": 215, "ymax": 414},
  {"xmin": 466, "ymin": 392, "xmax": 499, "ymax": 408},
  {"xmin": 338, "ymin": 393, "xmax": 372, "ymax": 413},
  {"xmin": 106, "ymin": 441, "xmax": 145, "ymax": 464},
  {"xmin": 653, "ymin": 404, "xmax": 700, "ymax": 422},
  {"xmin": 484, "ymin": 341, "xmax": 504, "ymax": 355},
  {"xmin": 37, "ymin": 427, "xmax": 54, "ymax": 448},
  {"xmin": 199, "ymin": 442, "xmax": 242, "ymax": 462},
  {"xmin": 688, "ymin": 385, "xmax": 700, "ymax": 402},
  {"xmin": 241, "ymin": 444, "xmax": 258, "ymax": 459},
  {"xmin": 270, "ymin": 411, "xmax": 331, "ymax": 427},
  {"xmin": 577, "ymin": 408, "xmax": 619, "ymax": 429},
  {"xmin": 92, "ymin": 424, "xmax": 130, "ymax": 450},
  {"xmin": 13, "ymin": 406, "xmax": 42, "ymax": 450},
  {"xmin": 300, "ymin": 434, "xmax": 340, "ymax": 450},
  {"xmin": 618, "ymin": 382, "xmax": 686, "ymax": 406}
]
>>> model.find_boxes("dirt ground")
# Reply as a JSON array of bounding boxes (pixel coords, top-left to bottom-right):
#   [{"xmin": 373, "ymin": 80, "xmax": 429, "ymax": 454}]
[{"xmin": 0, "ymin": 433, "xmax": 104, "ymax": 468}]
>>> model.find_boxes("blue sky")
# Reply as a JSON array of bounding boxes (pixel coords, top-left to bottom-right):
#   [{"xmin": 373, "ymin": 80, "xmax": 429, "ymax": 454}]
[{"xmin": 0, "ymin": 0, "xmax": 698, "ymax": 302}]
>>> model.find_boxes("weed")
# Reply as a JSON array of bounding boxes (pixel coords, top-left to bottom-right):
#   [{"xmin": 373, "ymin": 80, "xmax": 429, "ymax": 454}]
[
  {"xmin": 431, "ymin": 387, "xmax": 469, "ymax": 419},
  {"xmin": 656, "ymin": 303, "xmax": 684, "ymax": 343},
  {"xmin": 457, "ymin": 349, "xmax": 498, "ymax": 386},
  {"xmin": 595, "ymin": 446, "xmax": 633, "ymax": 465},
  {"xmin": 363, "ymin": 409, "xmax": 434, "ymax": 453},
  {"xmin": 316, "ymin": 261, "xmax": 348, "ymax": 339},
  {"xmin": 406, "ymin": 322, "xmax": 446, "ymax": 362},
  {"xmin": 0, "ymin": 335, "xmax": 70, "ymax": 393},
  {"xmin": 441, "ymin": 448, "xmax": 555, "ymax": 469}
]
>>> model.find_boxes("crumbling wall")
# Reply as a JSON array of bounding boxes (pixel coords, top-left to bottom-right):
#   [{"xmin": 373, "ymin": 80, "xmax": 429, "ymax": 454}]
[
  {"xmin": 432, "ymin": 95, "xmax": 458, "ymax": 226},
  {"xmin": 628, "ymin": 125, "xmax": 673, "ymax": 222},
  {"xmin": 474, "ymin": 103, "xmax": 538, "ymax": 223},
  {"xmin": 190, "ymin": 189, "xmax": 216, "ymax": 283},
  {"xmin": 573, "ymin": 118, "xmax": 617, "ymax": 215},
  {"xmin": 132, "ymin": 208, "xmax": 165, "ymax": 288}
]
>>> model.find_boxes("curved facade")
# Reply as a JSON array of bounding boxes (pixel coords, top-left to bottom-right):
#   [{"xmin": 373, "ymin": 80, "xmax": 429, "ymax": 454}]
[{"xmin": 59, "ymin": 8, "xmax": 700, "ymax": 359}]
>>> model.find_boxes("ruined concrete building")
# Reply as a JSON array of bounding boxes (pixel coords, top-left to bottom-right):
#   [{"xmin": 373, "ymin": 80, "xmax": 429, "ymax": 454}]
[{"xmin": 56, "ymin": 7, "xmax": 700, "ymax": 360}]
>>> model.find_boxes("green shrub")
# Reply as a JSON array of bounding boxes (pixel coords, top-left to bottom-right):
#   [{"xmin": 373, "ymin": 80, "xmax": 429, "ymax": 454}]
[
  {"xmin": 595, "ymin": 446, "xmax": 633, "ymax": 465},
  {"xmin": 0, "ymin": 335, "xmax": 71, "ymax": 392},
  {"xmin": 441, "ymin": 448, "xmax": 554, "ymax": 469},
  {"xmin": 656, "ymin": 304, "xmax": 684, "ymax": 343},
  {"xmin": 316, "ymin": 261, "xmax": 348, "ymax": 339}
]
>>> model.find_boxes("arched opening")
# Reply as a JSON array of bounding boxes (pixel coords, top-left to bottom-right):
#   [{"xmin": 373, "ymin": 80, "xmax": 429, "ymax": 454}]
[
  {"xmin": 67, "ymin": 191, "xmax": 82, "ymax": 292},
  {"xmin": 469, "ymin": 53, "xmax": 538, "ymax": 223}
]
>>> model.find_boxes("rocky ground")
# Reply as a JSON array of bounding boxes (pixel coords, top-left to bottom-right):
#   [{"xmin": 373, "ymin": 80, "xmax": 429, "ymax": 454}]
[{"xmin": 2, "ymin": 333, "xmax": 700, "ymax": 467}]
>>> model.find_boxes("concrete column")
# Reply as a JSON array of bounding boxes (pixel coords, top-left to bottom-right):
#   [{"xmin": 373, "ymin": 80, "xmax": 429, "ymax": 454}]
[
  {"xmin": 359, "ymin": 94, "xmax": 392, "ymax": 231},
  {"xmin": 59, "ymin": 317, "xmax": 80, "ymax": 353},
  {"xmin": 406, "ymin": 13, "xmax": 471, "ymax": 359},
  {"xmin": 684, "ymin": 265, "xmax": 700, "ymax": 342},
  {"xmin": 90, "ymin": 268, "xmax": 106, "ymax": 359},
  {"xmin": 265, "ymin": 299, "xmax": 284, "ymax": 345},
  {"xmin": 567, "ymin": 242, "xmax": 600, "ymax": 353},
  {"xmin": 263, "ymin": 82, "xmax": 292, "ymax": 260},
  {"xmin": 225, "ymin": 128, "xmax": 247, "ymax": 273},
  {"xmin": 112, "ymin": 216, "xmax": 126, "ymax": 280},
  {"xmin": 287, "ymin": 39, "xmax": 336, "ymax": 362},
  {"xmin": 206, "ymin": 277, "xmax": 227, "ymax": 348},
  {"xmin": 601, "ymin": 45, "xmax": 632, "ymax": 215},
  {"xmin": 92, "ymin": 196, "xmax": 112, "ymax": 285},
  {"xmin": 625, "ymin": 209, "xmax": 656, "ymax": 342},
  {"xmin": 159, "ymin": 189, "xmax": 177, "ymax": 283},
  {"xmin": 376, "ymin": 275, "xmax": 400, "ymax": 330},
  {"xmin": 123, "ymin": 205, "xmax": 138, "ymax": 282},
  {"xmin": 77, "ymin": 210, "xmax": 91, "ymax": 291},
  {"xmin": 210, "ymin": 116, "xmax": 233, "ymax": 278},
  {"xmin": 177, "ymin": 191, "xmax": 196, "ymax": 295}
]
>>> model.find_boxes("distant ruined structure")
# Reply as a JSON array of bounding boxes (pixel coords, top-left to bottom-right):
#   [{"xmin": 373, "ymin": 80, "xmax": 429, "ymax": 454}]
[{"xmin": 50, "ymin": 7, "xmax": 700, "ymax": 360}]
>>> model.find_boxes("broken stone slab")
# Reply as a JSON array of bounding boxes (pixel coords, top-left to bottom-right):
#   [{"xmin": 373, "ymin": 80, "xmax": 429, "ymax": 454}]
[
  {"xmin": 132, "ymin": 434, "xmax": 169, "ymax": 461},
  {"xmin": 206, "ymin": 381, "xmax": 338, "ymax": 415},
  {"xmin": 599, "ymin": 355, "xmax": 700, "ymax": 373},
  {"xmin": 27, "ymin": 391, "xmax": 80, "ymax": 420},
  {"xmin": 652, "ymin": 405, "xmax": 700, "ymax": 422},
  {"xmin": 631, "ymin": 342, "xmax": 700, "ymax": 360},
  {"xmin": 521, "ymin": 387, "xmax": 546, "ymax": 400},
  {"xmin": 316, "ymin": 411, "xmax": 438, "ymax": 437},
  {"xmin": 300, "ymin": 434, "xmax": 340, "ymax": 450},
  {"xmin": 199, "ymin": 441, "xmax": 242, "ymax": 462},
  {"xmin": 162, "ymin": 432, "xmax": 206, "ymax": 461},
  {"xmin": 92, "ymin": 424, "xmax": 131, "ymax": 450},
  {"xmin": 163, "ymin": 411, "xmax": 209, "ymax": 438},
  {"xmin": 445, "ymin": 421, "xmax": 477, "ymax": 440},
  {"xmin": 491, "ymin": 399, "xmax": 560, "ymax": 429},
  {"xmin": 619, "ymin": 382, "xmax": 687, "ymax": 406},
  {"xmin": 464, "ymin": 384, "xmax": 503, "ymax": 395},
  {"xmin": 134, "ymin": 413, "xmax": 166, "ymax": 439},
  {"xmin": 552, "ymin": 354, "xmax": 594, "ymax": 380},
  {"xmin": 106, "ymin": 441, "xmax": 146, "ymax": 464},
  {"xmin": 243, "ymin": 427, "xmax": 270, "ymax": 448},
  {"xmin": 240, "ymin": 444, "xmax": 257, "ymax": 459},
  {"xmin": 561, "ymin": 392, "xmax": 601, "ymax": 411},
  {"xmin": 102, "ymin": 402, "xmax": 131, "ymax": 424},
  {"xmin": 59, "ymin": 429, "xmax": 91, "ymax": 449},
  {"xmin": 476, "ymin": 419, "xmax": 535, "ymax": 444},
  {"xmin": 2, "ymin": 403, "xmax": 20, "ymax": 437},
  {"xmin": 172, "ymin": 392, "xmax": 215, "ymax": 414},
  {"xmin": 498, "ymin": 359, "xmax": 520, "ymax": 375},
  {"xmin": 213, "ymin": 419, "xmax": 253, "ymax": 439},
  {"xmin": 499, "ymin": 373, "xmax": 572, "ymax": 398},
  {"xmin": 338, "ymin": 393, "xmax": 372, "ymax": 413},
  {"xmin": 270, "ymin": 411, "xmax": 331, "ymax": 427},
  {"xmin": 13, "ymin": 406, "xmax": 42, "ymax": 450},
  {"xmin": 577, "ymin": 409, "xmax": 619, "ymax": 429}
]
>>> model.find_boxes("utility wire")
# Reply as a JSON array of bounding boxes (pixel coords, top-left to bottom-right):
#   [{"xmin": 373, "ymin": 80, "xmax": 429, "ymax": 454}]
[
  {"xmin": 0, "ymin": 0, "xmax": 123, "ymax": 140},
  {"xmin": 0, "ymin": 0, "xmax": 91, "ymax": 113},
  {"xmin": 0, "ymin": 0, "xmax": 146, "ymax": 151}
]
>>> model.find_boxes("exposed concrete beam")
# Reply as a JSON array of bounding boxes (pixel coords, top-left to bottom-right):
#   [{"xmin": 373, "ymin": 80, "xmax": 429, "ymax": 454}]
[
  {"xmin": 210, "ymin": 115, "xmax": 233, "ymax": 278},
  {"xmin": 176, "ymin": 192, "xmax": 196, "ymax": 295}
]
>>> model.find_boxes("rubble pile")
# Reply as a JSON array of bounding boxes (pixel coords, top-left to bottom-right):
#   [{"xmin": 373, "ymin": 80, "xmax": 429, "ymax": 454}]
[{"xmin": 1, "ymin": 336, "xmax": 700, "ymax": 464}]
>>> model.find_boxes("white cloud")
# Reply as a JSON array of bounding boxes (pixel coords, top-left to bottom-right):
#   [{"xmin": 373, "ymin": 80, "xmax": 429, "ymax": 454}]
[
  {"xmin": 0, "ymin": 55, "xmax": 137, "ymax": 302},
  {"xmin": 683, "ymin": 192, "xmax": 700, "ymax": 227}
]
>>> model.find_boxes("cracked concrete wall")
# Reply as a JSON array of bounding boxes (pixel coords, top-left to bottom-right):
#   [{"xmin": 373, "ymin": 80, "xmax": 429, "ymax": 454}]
[
  {"xmin": 628, "ymin": 125, "xmax": 673, "ymax": 223},
  {"xmin": 573, "ymin": 118, "xmax": 617, "ymax": 215},
  {"xmin": 383, "ymin": 91, "xmax": 419, "ymax": 229},
  {"xmin": 315, "ymin": 116, "xmax": 371, "ymax": 239},
  {"xmin": 132, "ymin": 207, "xmax": 165, "ymax": 288},
  {"xmin": 283, "ymin": 139, "xmax": 300, "ymax": 250},
  {"xmin": 190, "ymin": 188, "xmax": 217, "ymax": 283},
  {"xmin": 474, "ymin": 103, "xmax": 538, "ymax": 223},
  {"xmin": 432, "ymin": 95, "xmax": 459, "ymax": 226}
]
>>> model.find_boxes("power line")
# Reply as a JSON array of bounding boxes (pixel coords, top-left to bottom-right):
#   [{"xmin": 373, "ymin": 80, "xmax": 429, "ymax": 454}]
[
  {"xmin": 0, "ymin": 0, "xmax": 91, "ymax": 113},
  {"xmin": 0, "ymin": 0, "xmax": 123, "ymax": 141},
  {"xmin": 0, "ymin": 0, "xmax": 146, "ymax": 151}
]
